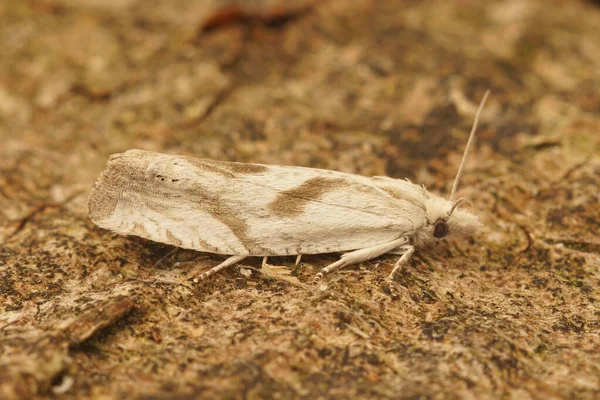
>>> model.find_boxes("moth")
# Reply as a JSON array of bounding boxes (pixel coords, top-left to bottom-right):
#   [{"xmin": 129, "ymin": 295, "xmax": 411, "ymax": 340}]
[{"xmin": 88, "ymin": 91, "xmax": 489, "ymax": 282}]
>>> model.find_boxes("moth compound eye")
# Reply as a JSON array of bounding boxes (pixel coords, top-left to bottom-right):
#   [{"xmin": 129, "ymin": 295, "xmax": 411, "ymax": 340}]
[{"xmin": 433, "ymin": 221, "xmax": 449, "ymax": 238}]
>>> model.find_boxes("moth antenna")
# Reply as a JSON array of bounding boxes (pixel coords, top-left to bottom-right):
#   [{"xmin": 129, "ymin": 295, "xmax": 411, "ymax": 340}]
[
  {"xmin": 448, "ymin": 198, "xmax": 473, "ymax": 216},
  {"xmin": 449, "ymin": 90, "xmax": 490, "ymax": 201}
]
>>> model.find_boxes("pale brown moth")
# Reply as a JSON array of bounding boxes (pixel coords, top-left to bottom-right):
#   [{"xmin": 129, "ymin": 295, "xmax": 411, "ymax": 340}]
[{"xmin": 89, "ymin": 91, "xmax": 489, "ymax": 281}]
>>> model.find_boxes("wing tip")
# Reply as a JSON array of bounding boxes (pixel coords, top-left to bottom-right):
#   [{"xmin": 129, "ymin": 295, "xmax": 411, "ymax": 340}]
[
  {"xmin": 88, "ymin": 178, "xmax": 118, "ymax": 225},
  {"xmin": 89, "ymin": 149, "xmax": 154, "ymax": 222}
]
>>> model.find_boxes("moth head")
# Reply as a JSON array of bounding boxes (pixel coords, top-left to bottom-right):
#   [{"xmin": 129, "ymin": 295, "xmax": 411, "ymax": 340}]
[
  {"xmin": 420, "ymin": 90, "xmax": 488, "ymax": 242},
  {"xmin": 423, "ymin": 196, "xmax": 482, "ymax": 242}
]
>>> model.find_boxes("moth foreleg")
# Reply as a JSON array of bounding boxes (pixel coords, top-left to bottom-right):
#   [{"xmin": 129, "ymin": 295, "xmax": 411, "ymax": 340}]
[
  {"xmin": 295, "ymin": 254, "xmax": 302, "ymax": 265},
  {"xmin": 315, "ymin": 237, "xmax": 409, "ymax": 281},
  {"xmin": 262, "ymin": 256, "xmax": 268, "ymax": 268},
  {"xmin": 387, "ymin": 245, "xmax": 414, "ymax": 281},
  {"xmin": 191, "ymin": 255, "xmax": 247, "ymax": 282}
]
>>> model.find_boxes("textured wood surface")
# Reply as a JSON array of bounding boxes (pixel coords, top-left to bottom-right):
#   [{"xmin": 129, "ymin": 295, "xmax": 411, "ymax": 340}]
[{"xmin": 1, "ymin": 0, "xmax": 599, "ymax": 399}]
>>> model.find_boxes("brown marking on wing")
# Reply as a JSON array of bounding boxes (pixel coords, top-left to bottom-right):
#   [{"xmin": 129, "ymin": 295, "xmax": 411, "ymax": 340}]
[
  {"xmin": 184, "ymin": 158, "xmax": 236, "ymax": 178},
  {"xmin": 89, "ymin": 150, "xmax": 266, "ymax": 254},
  {"xmin": 223, "ymin": 162, "xmax": 268, "ymax": 174},
  {"xmin": 197, "ymin": 237, "xmax": 220, "ymax": 253},
  {"xmin": 268, "ymin": 177, "xmax": 346, "ymax": 217},
  {"xmin": 185, "ymin": 158, "xmax": 267, "ymax": 177},
  {"xmin": 166, "ymin": 230, "xmax": 183, "ymax": 246},
  {"xmin": 138, "ymin": 183, "xmax": 256, "ymax": 253},
  {"xmin": 191, "ymin": 185, "xmax": 258, "ymax": 253}
]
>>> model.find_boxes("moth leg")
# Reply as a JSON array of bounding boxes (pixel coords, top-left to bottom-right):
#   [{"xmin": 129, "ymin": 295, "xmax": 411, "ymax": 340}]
[
  {"xmin": 191, "ymin": 255, "xmax": 246, "ymax": 282},
  {"xmin": 262, "ymin": 256, "xmax": 268, "ymax": 268},
  {"xmin": 315, "ymin": 237, "xmax": 408, "ymax": 281},
  {"xmin": 295, "ymin": 254, "xmax": 302, "ymax": 265},
  {"xmin": 387, "ymin": 245, "xmax": 414, "ymax": 281}
]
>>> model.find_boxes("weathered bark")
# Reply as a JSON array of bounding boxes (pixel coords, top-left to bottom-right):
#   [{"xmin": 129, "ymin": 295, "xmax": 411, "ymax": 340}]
[{"xmin": 0, "ymin": 0, "xmax": 598, "ymax": 399}]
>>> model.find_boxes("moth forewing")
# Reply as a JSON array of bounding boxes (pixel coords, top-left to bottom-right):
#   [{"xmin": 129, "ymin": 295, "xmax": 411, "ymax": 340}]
[{"xmin": 88, "ymin": 150, "xmax": 421, "ymax": 255}]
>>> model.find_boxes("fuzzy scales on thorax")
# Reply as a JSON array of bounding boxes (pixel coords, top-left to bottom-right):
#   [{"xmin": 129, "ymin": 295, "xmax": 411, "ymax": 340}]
[{"xmin": 372, "ymin": 177, "xmax": 482, "ymax": 248}]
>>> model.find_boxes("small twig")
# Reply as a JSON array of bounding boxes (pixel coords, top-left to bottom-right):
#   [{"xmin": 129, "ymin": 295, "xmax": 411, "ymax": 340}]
[
  {"xmin": 63, "ymin": 295, "xmax": 136, "ymax": 345},
  {"xmin": 344, "ymin": 323, "xmax": 371, "ymax": 339}
]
